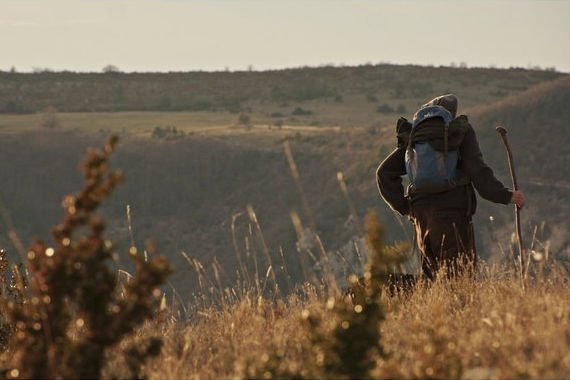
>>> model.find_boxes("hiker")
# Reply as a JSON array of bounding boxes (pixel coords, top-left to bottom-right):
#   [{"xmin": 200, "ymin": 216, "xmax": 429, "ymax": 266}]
[{"xmin": 376, "ymin": 94, "xmax": 525, "ymax": 279}]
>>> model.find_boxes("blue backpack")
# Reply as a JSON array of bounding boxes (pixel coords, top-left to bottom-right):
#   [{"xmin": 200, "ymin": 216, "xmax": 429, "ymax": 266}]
[{"xmin": 405, "ymin": 105, "xmax": 459, "ymax": 194}]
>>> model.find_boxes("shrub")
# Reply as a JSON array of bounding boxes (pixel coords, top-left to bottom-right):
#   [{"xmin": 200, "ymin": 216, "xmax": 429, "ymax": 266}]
[
  {"xmin": 151, "ymin": 126, "xmax": 185, "ymax": 140},
  {"xmin": 247, "ymin": 211, "xmax": 405, "ymax": 379},
  {"xmin": 366, "ymin": 93, "xmax": 379, "ymax": 102},
  {"xmin": 238, "ymin": 113, "xmax": 252, "ymax": 128},
  {"xmin": 0, "ymin": 136, "xmax": 171, "ymax": 379},
  {"xmin": 376, "ymin": 104, "xmax": 395, "ymax": 114},
  {"xmin": 292, "ymin": 107, "xmax": 313, "ymax": 116}
]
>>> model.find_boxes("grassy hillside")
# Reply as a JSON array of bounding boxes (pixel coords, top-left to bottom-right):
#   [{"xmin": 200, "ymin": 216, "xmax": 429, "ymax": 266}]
[
  {"xmin": 0, "ymin": 66, "xmax": 568, "ymax": 295},
  {"xmin": 0, "ymin": 65, "xmax": 563, "ymax": 129},
  {"xmin": 467, "ymin": 76, "xmax": 570, "ymax": 256}
]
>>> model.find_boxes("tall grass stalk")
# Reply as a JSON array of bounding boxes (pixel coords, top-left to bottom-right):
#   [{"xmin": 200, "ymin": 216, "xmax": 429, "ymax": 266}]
[
  {"xmin": 283, "ymin": 140, "xmax": 317, "ymax": 231},
  {"xmin": 336, "ymin": 171, "xmax": 363, "ymax": 236},
  {"xmin": 246, "ymin": 205, "xmax": 278, "ymax": 297},
  {"xmin": 231, "ymin": 211, "xmax": 250, "ymax": 285}
]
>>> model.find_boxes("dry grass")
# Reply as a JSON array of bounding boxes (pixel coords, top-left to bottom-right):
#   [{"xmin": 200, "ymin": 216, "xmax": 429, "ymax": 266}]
[
  {"xmin": 100, "ymin": 262, "xmax": 570, "ymax": 379},
  {"xmin": 378, "ymin": 274, "xmax": 569, "ymax": 379}
]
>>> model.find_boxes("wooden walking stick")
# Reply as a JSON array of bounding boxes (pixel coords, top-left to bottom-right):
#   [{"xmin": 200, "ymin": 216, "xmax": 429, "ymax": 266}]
[{"xmin": 496, "ymin": 126, "xmax": 526, "ymax": 287}]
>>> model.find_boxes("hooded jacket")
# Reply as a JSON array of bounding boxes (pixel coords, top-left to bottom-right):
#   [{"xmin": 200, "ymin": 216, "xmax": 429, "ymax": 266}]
[{"xmin": 376, "ymin": 118, "xmax": 512, "ymax": 216}]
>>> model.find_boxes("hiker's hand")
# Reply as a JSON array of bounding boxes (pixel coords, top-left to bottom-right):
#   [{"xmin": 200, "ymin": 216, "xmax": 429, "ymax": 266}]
[{"xmin": 510, "ymin": 190, "xmax": 525, "ymax": 209}]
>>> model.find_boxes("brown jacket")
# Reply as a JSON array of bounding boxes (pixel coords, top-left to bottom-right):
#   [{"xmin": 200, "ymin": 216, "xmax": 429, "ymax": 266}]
[{"xmin": 376, "ymin": 121, "xmax": 512, "ymax": 216}]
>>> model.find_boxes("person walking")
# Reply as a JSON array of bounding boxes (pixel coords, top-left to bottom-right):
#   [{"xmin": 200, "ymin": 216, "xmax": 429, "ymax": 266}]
[{"xmin": 376, "ymin": 94, "xmax": 525, "ymax": 279}]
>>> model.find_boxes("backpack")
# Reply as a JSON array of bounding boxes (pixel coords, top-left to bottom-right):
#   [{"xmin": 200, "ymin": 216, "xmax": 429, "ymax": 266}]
[{"xmin": 403, "ymin": 105, "xmax": 467, "ymax": 194}]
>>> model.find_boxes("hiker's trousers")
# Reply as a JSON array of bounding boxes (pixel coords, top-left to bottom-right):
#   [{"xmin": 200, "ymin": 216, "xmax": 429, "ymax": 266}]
[{"xmin": 411, "ymin": 206, "xmax": 476, "ymax": 280}]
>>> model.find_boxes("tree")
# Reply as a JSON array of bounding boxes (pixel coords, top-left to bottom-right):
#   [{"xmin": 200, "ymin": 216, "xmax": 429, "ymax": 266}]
[{"xmin": 102, "ymin": 64, "xmax": 120, "ymax": 74}]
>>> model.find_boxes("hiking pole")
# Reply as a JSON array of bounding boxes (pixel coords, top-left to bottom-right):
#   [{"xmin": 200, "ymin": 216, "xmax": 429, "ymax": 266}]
[{"xmin": 495, "ymin": 126, "xmax": 526, "ymax": 287}]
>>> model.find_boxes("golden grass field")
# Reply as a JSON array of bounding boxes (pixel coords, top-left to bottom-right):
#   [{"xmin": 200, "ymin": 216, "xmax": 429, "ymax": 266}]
[{"xmin": 98, "ymin": 258, "xmax": 570, "ymax": 379}]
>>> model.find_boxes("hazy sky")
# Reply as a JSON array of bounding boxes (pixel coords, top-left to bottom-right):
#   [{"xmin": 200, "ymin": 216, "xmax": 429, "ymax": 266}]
[{"xmin": 1, "ymin": 0, "xmax": 569, "ymax": 73}]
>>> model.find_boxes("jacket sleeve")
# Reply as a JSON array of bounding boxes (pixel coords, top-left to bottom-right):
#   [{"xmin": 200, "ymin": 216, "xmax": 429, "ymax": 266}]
[
  {"xmin": 376, "ymin": 148, "xmax": 410, "ymax": 216},
  {"xmin": 460, "ymin": 125, "xmax": 512, "ymax": 205}
]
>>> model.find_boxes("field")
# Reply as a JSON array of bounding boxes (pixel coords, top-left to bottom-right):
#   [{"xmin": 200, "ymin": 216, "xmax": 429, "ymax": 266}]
[
  {"xmin": 2, "ymin": 180, "xmax": 569, "ymax": 378},
  {"xmin": 0, "ymin": 64, "xmax": 569, "ymax": 378},
  {"xmin": 108, "ymin": 272, "xmax": 569, "ymax": 379}
]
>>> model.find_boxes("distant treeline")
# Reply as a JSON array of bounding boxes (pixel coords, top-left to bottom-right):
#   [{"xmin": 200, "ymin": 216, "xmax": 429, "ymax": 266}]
[{"xmin": 0, "ymin": 64, "xmax": 562, "ymax": 114}]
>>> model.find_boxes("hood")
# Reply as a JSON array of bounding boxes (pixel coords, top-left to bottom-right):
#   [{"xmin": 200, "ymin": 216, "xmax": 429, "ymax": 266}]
[{"xmin": 422, "ymin": 94, "xmax": 458, "ymax": 119}]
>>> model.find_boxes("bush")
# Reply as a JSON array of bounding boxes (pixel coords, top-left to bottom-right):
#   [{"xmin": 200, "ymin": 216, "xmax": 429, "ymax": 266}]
[
  {"xmin": 292, "ymin": 107, "xmax": 313, "ymax": 116},
  {"xmin": 246, "ymin": 211, "xmax": 405, "ymax": 379},
  {"xmin": 151, "ymin": 126, "xmax": 185, "ymax": 140},
  {"xmin": 366, "ymin": 93, "xmax": 379, "ymax": 102},
  {"xmin": 274, "ymin": 119, "xmax": 284, "ymax": 129},
  {"xmin": 376, "ymin": 104, "xmax": 395, "ymax": 114},
  {"xmin": 238, "ymin": 113, "xmax": 252, "ymax": 128},
  {"xmin": 0, "ymin": 136, "xmax": 171, "ymax": 379}
]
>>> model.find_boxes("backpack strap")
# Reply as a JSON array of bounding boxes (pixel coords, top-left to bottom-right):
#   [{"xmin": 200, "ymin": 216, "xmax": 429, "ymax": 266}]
[
  {"xmin": 396, "ymin": 117, "xmax": 412, "ymax": 148},
  {"xmin": 444, "ymin": 122, "xmax": 449, "ymax": 161}
]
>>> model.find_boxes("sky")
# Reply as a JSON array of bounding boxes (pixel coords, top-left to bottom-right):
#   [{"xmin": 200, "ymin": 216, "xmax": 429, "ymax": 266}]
[{"xmin": 0, "ymin": 0, "xmax": 569, "ymax": 73}]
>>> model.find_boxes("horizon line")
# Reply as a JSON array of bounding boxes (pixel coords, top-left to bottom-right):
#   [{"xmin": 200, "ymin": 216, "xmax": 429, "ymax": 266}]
[{"xmin": 1, "ymin": 61, "xmax": 566, "ymax": 75}]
